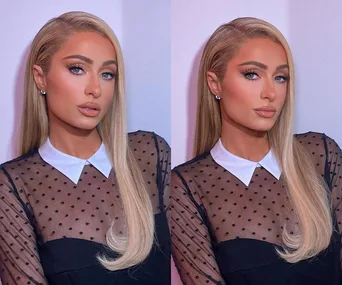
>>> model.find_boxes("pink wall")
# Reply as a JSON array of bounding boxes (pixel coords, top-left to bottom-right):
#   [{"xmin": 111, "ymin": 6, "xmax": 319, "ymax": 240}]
[
  {"xmin": 171, "ymin": 0, "xmax": 342, "ymax": 168},
  {"xmin": 0, "ymin": 0, "xmax": 171, "ymax": 284},
  {"xmin": 2, "ymin": 0, "xmax": 342, "ymax": 284},
  {"xmin": 0, "ymin": 0, "xmax": 170, "ymax": 163},
  {"xmin": 171, "ymin": 0, "xmax": 289, "ymax": 168}
]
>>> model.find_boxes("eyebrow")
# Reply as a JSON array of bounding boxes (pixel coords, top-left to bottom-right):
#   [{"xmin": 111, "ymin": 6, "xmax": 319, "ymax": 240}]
[
  {"xmin": 238, "ymin": 61, "xmax": 288, "ymax": 71},
  {"xmin": 62, "ymin": 55, "xmax": 117, "ymax": 67}
]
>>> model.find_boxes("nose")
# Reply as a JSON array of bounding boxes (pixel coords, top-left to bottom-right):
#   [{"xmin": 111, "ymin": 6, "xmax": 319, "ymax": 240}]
[
  {"xmin": 85, "ymin": 73, "xmax": 101, "ymax": 98},
  {"xmin": 260, "ymin": 77, "xmax": 276, "ymax": 102}
]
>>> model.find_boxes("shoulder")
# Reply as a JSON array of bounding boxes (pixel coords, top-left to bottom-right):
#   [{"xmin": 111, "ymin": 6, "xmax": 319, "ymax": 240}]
[
  {"xmin": 294, "ymin": 131, "xmax": 342, "ymax": 171},
  {"xmin": 0, "ymin": 150, "xmax": 39, "ymax": 173},
  {"xmin": 128, "ymin": 130, "xmax": 170, "ymax": 153},
  {"xmin": 294, "ymin": 131, "xmax": 340, "ymax": 151},
  {"xmin": 0, "ymin": 151, "xmax": 35, "ymax": 193},
  {"xmin": 294, "ymin": 131, "xmax": 324, "ymax": 143},
  {"xmin": 172, "ymin": 152, "xmax": 212, "ymax": 178},
  {"xmin": 0, "ymin": 150, "xmax": 42, "ymax": 195}
]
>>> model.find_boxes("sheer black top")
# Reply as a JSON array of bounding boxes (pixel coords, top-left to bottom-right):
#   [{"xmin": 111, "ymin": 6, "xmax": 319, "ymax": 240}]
[
  {"xmin": 0, "ymin": 131, "xmax": 170, "ymax": 285},
  {"xmin": 171, "ymin": 132, "xmax": 342, "ymax": 285}
]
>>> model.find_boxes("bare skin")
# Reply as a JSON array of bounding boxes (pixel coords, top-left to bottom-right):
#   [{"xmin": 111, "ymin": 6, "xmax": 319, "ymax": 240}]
[
  {"xmin": 33, "ymin": 32, "xmax": 117, "ymax": 159},
  {"xmin": 207, "ymin": 38, "xmax": 288, "ymax": 161}
]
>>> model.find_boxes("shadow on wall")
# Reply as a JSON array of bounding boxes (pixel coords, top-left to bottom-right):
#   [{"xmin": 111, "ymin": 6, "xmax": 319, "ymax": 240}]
[
  {"xmin": 11, "ymin": 44, "xmax": 31, "ymax": 159},
  {"xmin": 288, "ymin": 0, "xmax": 342, "ymax": 141},
  {"xmin": 186, "ymin": 43, "xmax": 206, "ymax": 161},
  {"xmin": 122, "ymin": 0, "xmax": 171, "ymax": 144}
]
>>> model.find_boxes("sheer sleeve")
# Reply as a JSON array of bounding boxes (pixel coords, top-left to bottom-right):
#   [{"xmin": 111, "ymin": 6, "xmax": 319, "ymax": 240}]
[
  {"xmin": 154, "ymin": 134, "xmax": 171, "ymax": 219},
  {"xmin": 323, "ymin": 134, "xmax": 342, "ymax": 274},
  {"xmin": 0, "ymin": 168, "xmax": 47, "ymax": 285},
  {"xmin": 171, "ymin": 170, "xmax": 225, "ymax": 285}
]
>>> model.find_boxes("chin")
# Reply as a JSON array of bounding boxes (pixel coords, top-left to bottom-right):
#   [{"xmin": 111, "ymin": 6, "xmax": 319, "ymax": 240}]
[
  {"xmin": 248, "ymin": 122, "xmax": 276, "ymax": 133},
  {"xmin": 78, "ymin": 124, "xmax": 99, "ymax": 131},
  {"xmin": 72, "ymin": 120, "xmax": 100, "ymax": 132}
]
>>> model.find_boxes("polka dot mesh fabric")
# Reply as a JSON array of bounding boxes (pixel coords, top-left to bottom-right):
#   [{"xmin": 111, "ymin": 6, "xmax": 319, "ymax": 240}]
[
  {"xmin": 171, "ymin": 132, "xmax": 342, "ymax": 284},
  {"xmin": 0, "ymin": 131, "xmax": 170, "ymax": 285}
]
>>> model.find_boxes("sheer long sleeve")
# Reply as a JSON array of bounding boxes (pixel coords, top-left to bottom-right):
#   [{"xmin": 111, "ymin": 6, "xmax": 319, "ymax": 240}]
[
  {"xmin": 324, "ymin": 134, "xmax": 342, "ymax": 274},
  {"xmin": 155, "ymin": 135, "xmax": 171, "ymax": 218},
  {"xmin": 171, "ymin": 170, "xmax": 225, "ymax": 285},
  {"xmin": 0, "ymin": 130, "xmax": 169, "ymax": 285},
  {"xmin": 0, "ymin": 168, "xmax": 47, "ymax": 285}
]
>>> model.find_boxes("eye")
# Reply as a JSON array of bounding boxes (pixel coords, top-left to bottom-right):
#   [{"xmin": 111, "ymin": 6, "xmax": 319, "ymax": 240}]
[
  {"xmin": 68, "ymin": 65, "xmax": 84, "ymax": 75},
  {"xmin": 100, "ymin": 72, "xmax": 115, "ymax": 80},
  {"xmin": 275, "ymin": 75, "xmax": 288, "ymax": 83},
  {"xmin": 243, "ymin": 71, "xmax": 259, "ymax": 80}
]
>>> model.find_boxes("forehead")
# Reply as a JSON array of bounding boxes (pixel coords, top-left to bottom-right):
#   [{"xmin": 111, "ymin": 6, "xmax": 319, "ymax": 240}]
[
  {"xmin": 54, "ymin": 31, "xmax": 117, "ymax": 61},
  {"xmin": 232, "ymin": 37, "xmax": 287, "ymax": 66}
]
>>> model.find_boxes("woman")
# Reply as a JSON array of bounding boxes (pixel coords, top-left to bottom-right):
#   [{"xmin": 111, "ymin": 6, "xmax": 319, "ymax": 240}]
[
  {"xmin": 0, "ymin": 11, "xmax": 170, "ymax": 285},
  {"xmin": 171, "ymin": 17, "xmax": 342, "ymax": 284}
]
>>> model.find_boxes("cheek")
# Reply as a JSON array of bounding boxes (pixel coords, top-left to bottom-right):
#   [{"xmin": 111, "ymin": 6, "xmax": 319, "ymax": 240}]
[
  {"xmin": 44, "ymin": 69, "xmax": 89, "ymax": 123},
  {"xmin": 221, "ymin": 77, "xmax": 259, "ymax": 112},
  {"xmin": 99, "ymin": 80, "xmax": 115, "ymax": 109},
  {"xmin": 275, "ymin": 84, "xmax": 287, "ymax": 107},
  {"xmin": 46, "ymin": 69, "xmax": 82, "ymax": 104}
]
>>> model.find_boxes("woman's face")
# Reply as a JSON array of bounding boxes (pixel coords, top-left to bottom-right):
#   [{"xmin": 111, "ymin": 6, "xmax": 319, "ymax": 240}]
[
  {"xmin": 33, "ymin": 31, "xmax": 117, "ymax": 133},
  {"xmin": 207, "ymin": 37, "xmax": 289, "ymax": 133}
]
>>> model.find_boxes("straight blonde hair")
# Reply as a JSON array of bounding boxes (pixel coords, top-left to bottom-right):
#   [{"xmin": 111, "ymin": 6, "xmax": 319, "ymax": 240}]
[
  {"xmin": 20, "ymin": 11, "xmax": 154, "ymax": 270},
  {"xmin": 194, "ymin": 17, "xmax": 332, "ymax": 263}
]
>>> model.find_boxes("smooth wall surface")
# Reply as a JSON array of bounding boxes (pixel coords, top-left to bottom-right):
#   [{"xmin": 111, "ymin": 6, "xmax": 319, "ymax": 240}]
[
  {"xmin": 0, "ymin": 0, "xmax": 170, "ymax": 163},
  {"xmin": 123, "ymin": 0, "xmax": 171, "ymax": 144},
  {"xmin": 171, "ymin": 0, "xmax": 342, "ymax": 169},
  {"xmin": 0, "ymin": 1, "xmax": 171, "ymax": 284}
]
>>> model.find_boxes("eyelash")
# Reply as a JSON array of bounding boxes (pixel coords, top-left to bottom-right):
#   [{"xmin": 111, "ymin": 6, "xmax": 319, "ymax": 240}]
[
  {"xmin": 67, "ymin": 64, "xmax": 116, "ymax": 80},
  {"xmin": 241, "ymin": 69, "xmax": 289, "ymax": 83}
]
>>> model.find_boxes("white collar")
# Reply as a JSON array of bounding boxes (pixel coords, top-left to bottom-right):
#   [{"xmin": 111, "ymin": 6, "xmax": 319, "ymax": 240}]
[
  {"xmin": 38, "ymin": 138, "xmax": 112, "ymax": 184},
  {"xmin": 210, "ymin": 139, "xmax": 281, "ymax": 187}
]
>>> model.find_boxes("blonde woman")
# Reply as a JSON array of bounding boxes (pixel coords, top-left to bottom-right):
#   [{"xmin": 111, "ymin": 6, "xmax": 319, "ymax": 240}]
[
  {"xmin": 171, "ymin": 17, "xmax": 342, "ymax": 284},
  {"xmin": 0, "ymin": 11, "xmax": 170, "ymax": 285}
]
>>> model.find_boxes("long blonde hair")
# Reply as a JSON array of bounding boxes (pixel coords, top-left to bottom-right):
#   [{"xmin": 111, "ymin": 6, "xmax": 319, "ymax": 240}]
[
  {"xmin": 20, "ymin": 11, "xmax": 154, "ymax": 270},
  {"xmin": 194, "ymin": 17, "xmax": 332, "ymax": 263}
]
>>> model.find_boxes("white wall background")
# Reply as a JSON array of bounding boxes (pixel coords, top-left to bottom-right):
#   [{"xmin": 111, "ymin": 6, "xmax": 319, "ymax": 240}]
[
  {"xmin": 171, "ymin": 0, "xmax": 342, "ymax": 170},
  {"xmin": 0, "ymin": 0, "xmax": 170, "ymax": 164}
]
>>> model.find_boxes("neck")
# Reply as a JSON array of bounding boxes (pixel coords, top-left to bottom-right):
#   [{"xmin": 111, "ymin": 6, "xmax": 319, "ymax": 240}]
[
  {"xmin": 48, "ymin": 118, "xmax": 102, "ymax": 160},
  {"xmin": 221, "ymin": 117, "xmax": 270, "ymax": 162}
]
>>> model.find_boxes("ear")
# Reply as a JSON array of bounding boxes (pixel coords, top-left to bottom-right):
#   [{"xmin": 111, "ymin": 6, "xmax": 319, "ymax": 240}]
[
  {"xmin": 33, "ymin": 65, "xmax": 47, "ymax": 92},
  {"xmin": 206, "ymin": 71, "xmax": 222, "ymax": 97}
]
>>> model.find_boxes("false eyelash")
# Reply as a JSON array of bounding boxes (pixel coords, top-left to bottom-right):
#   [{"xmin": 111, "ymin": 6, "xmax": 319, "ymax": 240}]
[
  {"xmin": 276, "ymin": 75, "xmax": 289, "ymax": 80},
  {"xmin": 67, "ymin": 64, "xmax": 85, "ymax": 76},
  {"xmin": 241, "ymin": 68, "xmax": 258, "ymax": 74},
  {"xmin": 240, "ymin": 68, "xmax": 259, "ymax": 80},
  {"xmin": 67, "ymin": 63, "xmax": 84, "ymax": 69}
]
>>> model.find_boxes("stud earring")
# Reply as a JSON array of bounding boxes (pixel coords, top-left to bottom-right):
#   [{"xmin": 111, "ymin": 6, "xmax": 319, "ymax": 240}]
[
  {"xmin": 40, "ymin": 90, "xmax": 46, "ymax": 95},
  {"xmin": 215, "ymin": 94, "xmax": 221, "ymax": 100}
]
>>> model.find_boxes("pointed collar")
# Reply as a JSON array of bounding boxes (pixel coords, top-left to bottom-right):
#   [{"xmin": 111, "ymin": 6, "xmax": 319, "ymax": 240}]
[
  {"xmin": 38, "ymin": 138, "xmax": 112, "ymax": 184},
  {"xmin": 210, "ymin": 138, "xmax": 281, "ymax": 186}
]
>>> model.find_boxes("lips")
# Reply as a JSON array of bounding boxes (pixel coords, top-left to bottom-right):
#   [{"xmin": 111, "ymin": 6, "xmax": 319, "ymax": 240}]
[
  {"xmin": 254, "ymin": 106, "xmax": 276, "ymax": 119},
  {"xmin": 254, "ymin": 106, "xmax": 276, "ymax": 112},
  {"xmin": 78, "ymin": 102, "xmax": 101, "ymax": 111},
  {"xmin": 77, "ymin": 102, "xmax": 101, "ymax": 117}
]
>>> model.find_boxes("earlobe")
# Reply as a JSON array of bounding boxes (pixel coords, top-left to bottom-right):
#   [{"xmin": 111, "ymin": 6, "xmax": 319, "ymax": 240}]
[
  {"xmin": 206, "ymin": 71, "xmax": 221, "ymax": 98},
  {"xmin": 32, "ymin": 64, "xmax": 47, "ymax": 92}
]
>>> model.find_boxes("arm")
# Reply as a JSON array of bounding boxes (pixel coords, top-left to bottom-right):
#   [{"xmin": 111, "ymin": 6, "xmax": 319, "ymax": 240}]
[
  {"xmin": 323, "ymin": 135, "xmax": 342, "ymax": 276},
  {"xmin": 171, "ymin": 171, "xmax": 225, "ymax": 285},
  {"xmin": 154, "ymin": 134, "xmax": 171, "ymax": 219},
  {"xmin": 0, "ymin": 169, "xmax": 47, "ymax": 285}
]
